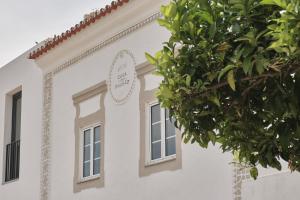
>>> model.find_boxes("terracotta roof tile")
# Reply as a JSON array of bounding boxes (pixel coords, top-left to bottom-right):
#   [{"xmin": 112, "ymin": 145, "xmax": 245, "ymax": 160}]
[{"xmin": 29, "ymin": 0, "xmax": 129, "ymax": 59}]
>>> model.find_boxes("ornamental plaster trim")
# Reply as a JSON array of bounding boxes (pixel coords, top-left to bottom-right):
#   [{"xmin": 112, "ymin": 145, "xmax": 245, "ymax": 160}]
[
  {"xmin": 232, "ymin": 163, "xmax": 251, "ymax": 200},
  {"xmin": 40, "ymin": 72, "xmax": 53, "ymax": 200},
  {"xmin": 107, "ymin": 49, "xmax": 137, "ymax": 104},
  {"xmin": 53, "ymin": 12, "xmax": 162, "ymax": 75},
  {"xmin": 39, "ymin": 11, "xmax": 161, "ymax": 200}
]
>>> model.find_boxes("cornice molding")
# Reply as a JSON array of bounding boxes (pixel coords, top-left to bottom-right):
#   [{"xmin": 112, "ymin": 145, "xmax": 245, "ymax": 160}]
[
  {"xmin": 53, "ymin": 12, "xmax": 162, "ymax": 75},
  {"xmin": 72, "ymin": 81, "xmax": 107, "ymax": 104}
]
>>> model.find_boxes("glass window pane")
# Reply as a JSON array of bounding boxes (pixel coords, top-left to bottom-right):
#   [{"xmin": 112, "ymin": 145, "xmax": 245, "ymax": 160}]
[
  {"xmin": 83, "ymin": 146, "xmax": 90, "ymax": 162},
  {"xmin": 166, "ymin": 137, "xmax": 176, "ymax": 156},
  {"xmin": 94, "ymin": 126, "xmax": 100, "ymax": 142},
  {"xmin": 93, "ymin": 159, "xmax": 100, "ymax": 175},
  {"xmin": 151, "ymin": 123, "xmax": 161, "ymax": 142},
  {"xmin": 93, "ymin": 142, "xmax": 100, "ymax": 159},
  {"xmin": 84, "ymin": 130, "xmax": 91, "ymax": 146},
  {"xmin": 83, "ymin": 161, "xmax": 90, "ymax": 177},
  {"xmin": 151, "ymin": 104, "xmax": 161, "ymax": 123},
  {"xmin": 165, "ymin": 119, "xmax": 176, "ymax": 138},
  {"xmin": 11, "ymin": 92, "xmax": 22, "ymax": 142},
  {"xmin": 15, "ymin": 96, "xmax": 22, "ymax": 141},
  {"xmin": 151, "ymin": 142, "xmax": 161, "ymax": 160}
]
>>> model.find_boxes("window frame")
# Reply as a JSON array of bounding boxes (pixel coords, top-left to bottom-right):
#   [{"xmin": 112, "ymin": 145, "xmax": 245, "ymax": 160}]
[
  {"xmin": 146, "ymin": 101, "xmax": 177, "ymax": 166},
  {"xmin": 4, "ymin": 89, "xmax": 22, "ymax": 183},
  {"xmin": 79, "ymin": 122, "xmax": 102, "ymax": 182}
]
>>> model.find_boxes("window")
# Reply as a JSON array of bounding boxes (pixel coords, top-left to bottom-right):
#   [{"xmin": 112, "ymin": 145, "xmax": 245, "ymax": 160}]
[
  {"xmin": 138, "ymin": 64, "xmax": 182, "ymax": 177},
  {"xmin": 5, "ymin": 91, "xmax": 22, "ymax": 182},
  {"xmin": 82, "ymin": 125, "xmax": 101, "ymax": 179},
  {"xmin": 150, "ymin": 103, "xmax": 176, "ymax": 162},
  {"xmin": 73, "ymin": 82, "xmax": 106, "ymax": 192}
]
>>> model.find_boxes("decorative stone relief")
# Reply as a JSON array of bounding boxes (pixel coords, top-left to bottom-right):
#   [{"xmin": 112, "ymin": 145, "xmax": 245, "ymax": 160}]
[
  {"xmin": 233, "ymin": 163, "xmax": 251, "ymax": 200},
  {"xmin": 40, "ymin": 72, "xmax": 53, "ymax": 200},
  {"xmin": 108, "ymin": 50, "xmax": 136, "ymax": 104},
  {"xmin": 53, "ymin": 12, "xmax": 162, "ymax": 75}
]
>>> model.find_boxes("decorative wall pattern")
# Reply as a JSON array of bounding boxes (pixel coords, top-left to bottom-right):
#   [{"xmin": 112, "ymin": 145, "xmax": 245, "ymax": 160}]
[
  {"xmin": 108, "ymin": 50, "xmax": 137, "ymax": 104},
  {"xmin": 40, "ymin": 72, "xmax": 53, "ymax": 200},
  {"xmin": 233, "ymin": 164, "xmax": 250, "ymax": 200},
  {"xmin": 53, "ymin": 12, "xmax": 162, "ymax": 75},
  {"xmin": 39, "ymin": 12, "xmax": 161, "ymax": 200}
]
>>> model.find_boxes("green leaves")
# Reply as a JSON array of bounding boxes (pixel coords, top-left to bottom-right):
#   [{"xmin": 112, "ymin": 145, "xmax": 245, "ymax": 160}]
[
  {"xmin": 243, "ymin": 56, "xmax": 253, "ymax": 75},
  {"xmin": 218, "ymin": 65, "xmax": 237, "ymax": 82},
  {"xmin": 250, "ymin": 167, "xmax": 259, "ymax": 180},
  {"xmin": 186, "ymin": 75, "xmax": 192, "ymax": 86},
  {"xmin": 199, "ymin": 11, "xmax": 214, "ymax": 24},
  {"xmin": 260, "ymin": 0, "xmax": 287, "ymax": 8},
  {"xmin": 158, "ymin": 86, "xmax": 173, "ymax": 99},
  {"xmin": 145, "ymin": 53, "xmax": 156, "ymax": 65},
  {"xmin": 227, "ymin": 70, "xmax": 236, "ymax": 91},
  {"xmin": 147, "ymin": 0, "xmax": 300, "ymax": 180},
  {"xmin": 161, "ymin": 3, "xmax": 177, "ymax": 18}
]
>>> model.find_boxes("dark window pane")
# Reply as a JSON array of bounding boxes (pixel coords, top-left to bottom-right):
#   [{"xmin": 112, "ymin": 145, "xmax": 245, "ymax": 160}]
[
  {"xmin": 83, "ymin": 162, "xmax": 90, "ymax": 177},
  {"xmin": 84, "ymin": 130, "xmax": 91, "ymax": 146},
  {"xmin": 166, "ymin": 137, "xmax": 176, "ymax": 156},
  {"xmin": 11, "ymin": 92, "xmax": 22, "ymax": 142},
  {"xmin": 15, "ymin": 97, "xmax": 21, "ymax": 141},
  {"xmin": 94, "ymin": 126, "xmax": 100, "ymax": 142},
  {"xmin": 151, "ymin": 142, "xmax": 161, "ymax": 160},
  {"xmin": 151, "ymin": 123, "xmax": 161, "ymax": 142},
  {"xmin": 151, "ymin": 104, "xmax": 161, "ymax": 123},
  {"xmin": 93, "ymin": 159, "xmax": 100, "ymax": 175},
  {"xmin": 83, "ymin": 146, "xmax": 90, "ymax": 162},
  {"xmin": 165, "ymin": 119, "xmax": 176, "ymax": 138},
  {"xmin": 93, "ymin": 143, "xmax": 100, "ymax": 159}
]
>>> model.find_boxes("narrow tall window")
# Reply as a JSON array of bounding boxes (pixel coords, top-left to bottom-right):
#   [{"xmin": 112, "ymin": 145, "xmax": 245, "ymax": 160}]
[
  {"xmin": 82, "ymin": 125, "xmax": 101, "ymax": 179},
  {"xmin": 150, "ymin": 103, "xmax": 176, "ymax": 161},
  {"xmin": 5, "ymin": 91, "xmax": 22, "ymax": 182}
]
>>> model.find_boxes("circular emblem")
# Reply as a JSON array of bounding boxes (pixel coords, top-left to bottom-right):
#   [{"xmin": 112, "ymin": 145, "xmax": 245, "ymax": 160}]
[{"xmin": 108, "ymin": 50, "xmax": 137, "ymax": 104}]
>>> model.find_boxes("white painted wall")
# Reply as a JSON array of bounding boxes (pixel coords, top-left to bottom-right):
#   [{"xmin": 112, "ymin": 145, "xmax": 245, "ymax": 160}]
[
  {"xmin": 48, "ymin": 9, "xmax": 233, "ymax": 200},
  {"xmin": 242, "ymin": 171, "xmax": 300, "ymax": 200},
  {"xmin": 0, "ymin": 50, "xmax": 43, "ymax": 200},
  {"xmin": 0, "ymin": 0, "xmax": 299, "ymax": 200}
]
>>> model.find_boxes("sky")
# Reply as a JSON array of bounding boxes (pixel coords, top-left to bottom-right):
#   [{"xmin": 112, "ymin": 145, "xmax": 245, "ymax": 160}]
[{"xmin": 0, "ymin": 0, "xmax": 112, "ymax": 67}]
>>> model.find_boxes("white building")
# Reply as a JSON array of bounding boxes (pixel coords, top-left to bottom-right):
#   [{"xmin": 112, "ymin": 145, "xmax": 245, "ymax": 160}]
[{"xmin": 0, "ymin": 0, "xmax": 299, "ymax": 200}]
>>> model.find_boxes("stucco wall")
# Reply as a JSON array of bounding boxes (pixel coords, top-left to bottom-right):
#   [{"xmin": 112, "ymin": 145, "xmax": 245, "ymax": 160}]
[
  {"xmin": 2, "ymin": 1, "xmax": 300, "ymax": 200},
  {"xmin": 0, "ymin": 52, "xmax": 43, "ymax": 200},
  {"xmin": 242, "ymin": 171, "xmax": 300, "ymax": 200},
  {"xmin": 48, "ymin": 13, "xmax": 234, "ymax": 200}
]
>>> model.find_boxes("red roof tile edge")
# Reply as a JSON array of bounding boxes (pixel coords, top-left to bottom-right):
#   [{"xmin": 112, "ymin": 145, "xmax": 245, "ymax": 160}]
[{"xmin": 29, "ymin": 0, "xmax": 129, "ymax": 59}]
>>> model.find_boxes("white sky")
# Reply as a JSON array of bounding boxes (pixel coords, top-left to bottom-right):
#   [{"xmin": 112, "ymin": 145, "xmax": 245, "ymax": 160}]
[{"xmin": 0, "ymin": 0, "xmax": 112, "ymax": 67}]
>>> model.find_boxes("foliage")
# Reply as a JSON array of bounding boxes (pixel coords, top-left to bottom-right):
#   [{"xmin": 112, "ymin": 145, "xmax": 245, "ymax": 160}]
[{"xmin": 146, "ymin": 0, "xmax": 300, "ymax": 179}]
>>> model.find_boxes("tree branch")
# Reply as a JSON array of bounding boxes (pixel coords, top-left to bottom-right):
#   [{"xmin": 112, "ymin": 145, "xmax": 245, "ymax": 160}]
[{"xmin": 193, "ymin": 63, "xmax": 300, "ymax": 97}]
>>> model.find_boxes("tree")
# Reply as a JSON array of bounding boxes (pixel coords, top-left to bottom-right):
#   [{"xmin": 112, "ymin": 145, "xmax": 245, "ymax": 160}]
[{"xmin": 146, "ymin": 0, "xmax": 300, "ymax": 179}]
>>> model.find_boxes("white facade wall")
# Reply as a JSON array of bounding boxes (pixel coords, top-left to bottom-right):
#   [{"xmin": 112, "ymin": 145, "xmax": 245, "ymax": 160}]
[
  {"xmin": 0, "ymin": 0, "xmax": 299, "ymax": 200},
  {"xmin": 0, "ymin": 51, "xmax": 43, "ymax": 200},
  {"xmin": 48, "ymin": 22, "xmax": 233, "ymax": 199},
  {"xmin": 242, "ymin": 172, "xmax": 300, "ymax": 200}
]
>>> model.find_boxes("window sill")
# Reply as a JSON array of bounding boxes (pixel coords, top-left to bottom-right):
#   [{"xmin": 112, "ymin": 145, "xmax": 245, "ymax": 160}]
[
  {"xmin": 78, "ymin": 174, "xmax": 100, "ymax": 184},
  {"xmin": 2, "ymin": 178, "xmax": 19, "ymax": 185},
  {"xmin": 145, "ymin": 155, "xmax": 176, "ymax": 167}
]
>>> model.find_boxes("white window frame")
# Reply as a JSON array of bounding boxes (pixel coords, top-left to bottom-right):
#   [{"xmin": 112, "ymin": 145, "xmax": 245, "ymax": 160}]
[
  {"xmin": 145, "ymin": 101, "xmax": 176, "ymax": 166},
  {"xmin": 79, "ymin": 122, "xmax": 101, "ymax": 182}
]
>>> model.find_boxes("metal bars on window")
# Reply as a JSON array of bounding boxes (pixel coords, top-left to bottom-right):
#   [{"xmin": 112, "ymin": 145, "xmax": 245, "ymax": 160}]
[
  {"xmin": 5, "ymin": 140, "xmax": 20, "ymax": 182},
  {"xmin": 5, "ymin": 91, "xmax": 22, "ymax": 182}
]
